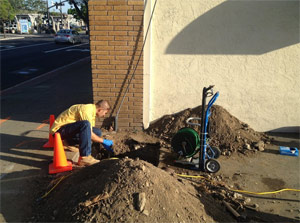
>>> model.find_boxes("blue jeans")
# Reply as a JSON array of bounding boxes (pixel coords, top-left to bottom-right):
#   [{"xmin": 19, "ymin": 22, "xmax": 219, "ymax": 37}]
[{"xmin": 56, "ymin": 121, "xmax": 102, "ymax": 156}]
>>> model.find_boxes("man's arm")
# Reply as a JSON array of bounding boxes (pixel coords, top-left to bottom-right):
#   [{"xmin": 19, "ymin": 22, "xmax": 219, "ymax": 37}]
[
  {"xmin": 91, "ymin": 132, "xmax": 104, "ymax": 143},
  {"xmin": 91, "ymin": 131, "xmax": 114, "ymax": 153}
]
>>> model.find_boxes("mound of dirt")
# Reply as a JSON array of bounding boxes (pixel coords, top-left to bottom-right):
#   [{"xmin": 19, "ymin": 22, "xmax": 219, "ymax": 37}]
[
  {"xmin": 33, "ymin": 158, "xmax": 233, "ymax": 222},
  {"xmin": 147, "ymin": 105, "xmax": 270, "ymax": 155}
]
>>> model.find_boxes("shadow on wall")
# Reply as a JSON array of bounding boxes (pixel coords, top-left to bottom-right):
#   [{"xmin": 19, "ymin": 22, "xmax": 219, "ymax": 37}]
[
  {"xmin": 265, "ymin": 126, "xmax": 300, "ymax": 148},
  {"xmin": 166, "ymin": 1, "xmax": 299, "ymax": 55},
  {"xmin": 268, "ymin": 126, "xmax": 300, "ymax": 133}
]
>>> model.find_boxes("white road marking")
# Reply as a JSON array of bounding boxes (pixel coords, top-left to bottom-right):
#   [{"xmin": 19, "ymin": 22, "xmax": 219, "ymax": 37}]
[
  {"xmin": 18, "ymin": 71, "xmax": 30, "ymax": 75},
  {"xmin": 15, "ymin": 68, "xmax": 38, "ymax": 75},
  {"xmin": 0, "ymin": 42, "xmax": 52, "ymax": 52},
  {"xmin": 44, "ymin": 43, "xmax": 89, "ymax": 53}
]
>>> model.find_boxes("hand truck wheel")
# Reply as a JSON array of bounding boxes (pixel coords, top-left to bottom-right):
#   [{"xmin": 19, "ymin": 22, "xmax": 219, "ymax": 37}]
[
  {"xmin": 205, "ymin": 159, "xmax": 220, "ymax": 173},
  {"xmin": 207, "ymin": 147, "xmax": 221, "ymax": 159}
]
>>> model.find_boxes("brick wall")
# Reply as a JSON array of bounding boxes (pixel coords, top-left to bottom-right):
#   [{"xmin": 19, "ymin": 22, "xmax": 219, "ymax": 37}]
[{"xmin": 89, "ymin": 0, "xmax": 144, "ymax": 130}]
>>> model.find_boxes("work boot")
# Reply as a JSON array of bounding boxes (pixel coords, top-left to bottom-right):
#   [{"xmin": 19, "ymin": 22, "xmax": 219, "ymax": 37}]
[
  {"xmin": 78, "ymin": 155, "xmax": 100, "ymax": 166},
  {"xmin": 63, "ymin": 140, "xmax": 79, "ymax": 152}
]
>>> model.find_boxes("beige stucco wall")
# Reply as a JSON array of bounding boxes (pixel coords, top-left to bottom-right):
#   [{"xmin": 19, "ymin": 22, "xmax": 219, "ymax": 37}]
[{"xmin": 145, "ymin": 0, "xmax": 300, "ymax": 132}]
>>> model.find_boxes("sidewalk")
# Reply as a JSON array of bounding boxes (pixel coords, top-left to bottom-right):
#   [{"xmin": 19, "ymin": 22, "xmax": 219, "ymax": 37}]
[
  {"xmin": 0, "ymin": 33, "xmax": 89, "ymax": 41},
  {"xmin": 0, "ymin": 33, "xmax": 54, "ymax": 41},
  {"xmin": 0, "ymin": 57, "xmax": 93, "ymax": 222}
]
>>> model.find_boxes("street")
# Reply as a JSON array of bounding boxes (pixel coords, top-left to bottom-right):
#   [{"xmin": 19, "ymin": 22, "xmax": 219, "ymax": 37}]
[{"xmin": 0, "ymin": 35, "xmax": 90, "ymax": 90}]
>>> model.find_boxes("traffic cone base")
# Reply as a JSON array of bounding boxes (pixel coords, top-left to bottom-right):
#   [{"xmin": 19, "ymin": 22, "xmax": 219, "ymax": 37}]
[
  {"xmin": 43, "ymin": 139, "xmax": 53, "ymax": 148},
  {"xmin": 49, "ymin": 133, "xmax": 73, "ymax": 174},
  {"xmin": 49, "ymin": 161, "xmax": 72, "ymax": 174}
]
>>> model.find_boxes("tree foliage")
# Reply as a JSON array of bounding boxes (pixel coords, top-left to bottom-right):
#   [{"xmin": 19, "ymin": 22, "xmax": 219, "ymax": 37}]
[
  {"xmin": 8, "ymin": 0, "xmax": 23, "ymax": 13},
  {"xmin": 23, "ymin": 0, "xmax": 47, "ymax": 12},
  {"xmin": 67, "ymin": 5, "xmax": 86, "ymax": 21},
  {"xmin": 7, "ymin": 0, "xmax": 47, "ymax": 14},
  {"xmin": 0, "ymin": 0, "xmax": 15, "ymax": 22},
  {"xmin": 68, "ymin": 0, "xmax": 88, "ymax": 26}
]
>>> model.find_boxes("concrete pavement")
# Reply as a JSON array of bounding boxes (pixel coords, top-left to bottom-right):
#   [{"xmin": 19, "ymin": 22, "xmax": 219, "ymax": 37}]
[
  {"xmin": 0, "ymin": 33, "xmax": 89, "ymax": 41},
  {"xmin": 0, "ymin": 33, "xmax": 54, "ymax": 41},
  {"xmin": 0, "ymin": 57, "xmax": 93, "ymax": 222}
]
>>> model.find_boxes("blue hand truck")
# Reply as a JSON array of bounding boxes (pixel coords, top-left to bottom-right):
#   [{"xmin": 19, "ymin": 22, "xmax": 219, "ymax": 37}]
[{"xmin": 171, "ymin": 85, "xmax": 221, "ymax": 173}]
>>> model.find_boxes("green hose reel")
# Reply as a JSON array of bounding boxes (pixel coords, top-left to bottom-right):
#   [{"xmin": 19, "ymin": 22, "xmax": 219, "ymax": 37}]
[{"xmin": 171, "ymin": 128, "xmax": 200, "ymax": 157}]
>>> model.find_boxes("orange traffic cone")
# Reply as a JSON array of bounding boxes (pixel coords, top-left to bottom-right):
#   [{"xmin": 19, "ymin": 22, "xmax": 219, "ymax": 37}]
[
  {"xmin": 43, "ymin": 115, "xmax": 55, "ymax": 148},
  {"xmin": 49, "ymin": 133, "xmax": 73, "ymax": 174}
]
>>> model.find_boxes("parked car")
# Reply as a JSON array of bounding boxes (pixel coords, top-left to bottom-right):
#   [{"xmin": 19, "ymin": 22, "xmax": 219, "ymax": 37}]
[
  {"xmin": 54, "ymin": 29, "xmax": 82, "ymax": 44},
  {"xmin": 8, "ymin": 24, "xmax": 17, "ymax": 33}
]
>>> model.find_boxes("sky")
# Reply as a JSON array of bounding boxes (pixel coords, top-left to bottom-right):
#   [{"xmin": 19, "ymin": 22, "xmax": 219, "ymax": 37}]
[{"xmin": 48, "ymin": 0, "xmax": 71, "ymax": 13}]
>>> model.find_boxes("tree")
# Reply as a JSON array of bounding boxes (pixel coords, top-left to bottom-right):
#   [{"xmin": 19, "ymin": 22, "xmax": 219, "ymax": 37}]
[
  {"xmin": 8, "ymin": 0, "xmax": 24, "ymax": 13},
  {"xmin": 67, "ymin": 6, "xmax": 85, "ymax": 21},
  {"xmin": 21, "ymin": 0, "xmax": 46, "ymax": 13},
  {"xmin": 68, "ymin": 0, "xmax": 89, "ymax": 29},
  {"xmin": 50, "ymin": 11, "xmax": 61, "ymax": 16},
  {"xmin": 25, "ymin": 0, "xmax": 47, "ymax": 13},
  {"xmin": 0, "ymin": 0, "xmax": 15, "ymax": 21},
  {"xmin": 0, "ymin": 0, "xmax": 15, "ymax": 37},
  {"xmin": 8, "ymin": 0, "xmax": 47, "ymax": 14}
]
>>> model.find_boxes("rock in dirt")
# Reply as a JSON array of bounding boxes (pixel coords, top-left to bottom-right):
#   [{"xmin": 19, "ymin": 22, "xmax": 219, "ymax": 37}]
[
  {"xmin": 233, "ymin": 193, "xmax": 243, "ymax": 199},
  {"xmin": 243, "ymin": 143, "xmax": 251, "ymax": 150},
  {"xmin": 254, "ymin": 141, "xmax": 265, "ymax": 151},
  {"xmin": 245, "ymin": 198, "xmax": 251, "ymax": 204},
  {"xmin": 135, "ymin": 192, "xmax": 146, "ymax": 211},
  {"xmin": 142, "ymin": 209, "xmax": 149, "ymax": 216}
]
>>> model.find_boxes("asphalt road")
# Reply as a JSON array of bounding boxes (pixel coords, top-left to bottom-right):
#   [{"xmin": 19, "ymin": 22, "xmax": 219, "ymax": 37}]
[{"xmin": 0, "ymin": 35, "xmax": 90, "ymax": 90}]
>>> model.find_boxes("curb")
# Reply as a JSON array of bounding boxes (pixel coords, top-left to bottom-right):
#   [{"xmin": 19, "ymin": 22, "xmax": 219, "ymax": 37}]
[
  {"xmin": 0, "ymin": 37, "xmax": 25, "ymax": 41},
  {"xmin": 0, "ymin": 56, "xmax": 91, "ymax": 96}
]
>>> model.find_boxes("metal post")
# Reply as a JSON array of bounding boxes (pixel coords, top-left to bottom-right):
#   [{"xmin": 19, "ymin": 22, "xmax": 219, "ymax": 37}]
[
  {"xmin": 47, "ymin": 0, "xmax": 50, "ymax": 24},
  {"xmin": 199, "ymin": 87, "xmax": 207, "ymax": 171},
  {"xmin": 60, "ymin": 0, "xmax": 63, "ymax": 29}
]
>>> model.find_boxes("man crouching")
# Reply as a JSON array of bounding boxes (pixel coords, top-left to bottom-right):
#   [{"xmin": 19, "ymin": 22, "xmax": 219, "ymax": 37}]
[{"xmin": 50, "ymin": 100, "xmax": 113, "ymax": 166}]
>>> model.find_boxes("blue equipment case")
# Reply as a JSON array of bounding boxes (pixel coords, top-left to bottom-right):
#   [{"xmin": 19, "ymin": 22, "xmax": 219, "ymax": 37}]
[{"xmin": 279, "ymin": 146, "xmax": 299, "ymax": 157}]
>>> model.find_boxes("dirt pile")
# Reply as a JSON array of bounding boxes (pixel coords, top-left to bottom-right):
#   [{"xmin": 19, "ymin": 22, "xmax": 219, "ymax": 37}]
[
  {"xmin": 147, "ymin": 105, "xmax": 270, "ymax": 155},
  {"xmin": 33, "ymin": 158, "xmax": 233, "ymax": 222}
]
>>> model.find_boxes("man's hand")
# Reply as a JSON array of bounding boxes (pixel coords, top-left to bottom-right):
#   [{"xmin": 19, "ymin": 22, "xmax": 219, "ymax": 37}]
[{"xmin": 103, "ymin": 139, "xmax": 114, "ymax": 153}]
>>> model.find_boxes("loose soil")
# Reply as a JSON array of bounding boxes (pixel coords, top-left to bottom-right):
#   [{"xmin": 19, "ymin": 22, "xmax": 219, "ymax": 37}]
[
  {"xmin": 30, "ymin": 105, "xmax": 300, "ymax": 222},
  {"xmin": 146, "ymin": 105, "xmax": 270, "ymax": 156}
]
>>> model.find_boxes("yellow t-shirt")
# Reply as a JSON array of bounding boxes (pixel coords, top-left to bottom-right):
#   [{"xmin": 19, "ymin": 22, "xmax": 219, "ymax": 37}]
[{"xmin": 50, "ymin": 104, "xmax": 96, "ymax": 135}]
